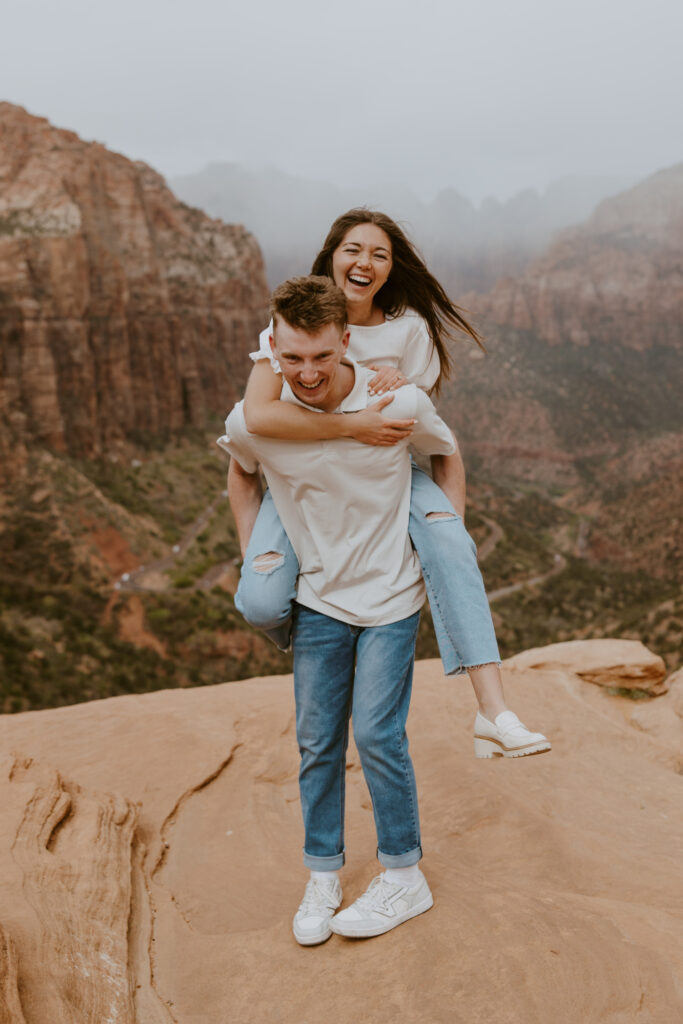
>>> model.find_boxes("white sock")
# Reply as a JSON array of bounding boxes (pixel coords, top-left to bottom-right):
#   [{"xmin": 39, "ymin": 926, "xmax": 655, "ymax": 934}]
[
  {"xmin": 310, "ymin": 869, "xmax": 339, "ymax": 887},
  {"xmin": 383, "ymin": 863, "xmax": 422, "ymax": 887}
]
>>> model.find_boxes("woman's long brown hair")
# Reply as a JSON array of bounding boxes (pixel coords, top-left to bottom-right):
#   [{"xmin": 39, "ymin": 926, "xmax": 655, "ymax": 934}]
[{"xmin": 310, "ymin": 208, "xmax": 484, "ymax": 393}]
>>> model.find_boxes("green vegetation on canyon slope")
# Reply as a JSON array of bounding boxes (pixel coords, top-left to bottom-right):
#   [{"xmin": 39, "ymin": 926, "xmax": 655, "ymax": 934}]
[{"xmin": 1, "ymin": 434, "xmax": 679, "ymax": 713}]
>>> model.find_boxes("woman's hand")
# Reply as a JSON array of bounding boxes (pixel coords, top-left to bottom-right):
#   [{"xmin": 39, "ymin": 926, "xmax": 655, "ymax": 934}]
[
  {"xmin": 367, "ymin": 365, "xmax": 409, "ymax": 395},
  {"xmin": 346, "ymin": 394, "xmax": 416, "ymax": 446}
]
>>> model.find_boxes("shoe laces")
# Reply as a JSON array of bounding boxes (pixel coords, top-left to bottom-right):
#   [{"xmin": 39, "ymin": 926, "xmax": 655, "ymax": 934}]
[
  {"xmin": 355, "ymin": 875, "xmax": 401, "ymax": 913},
  {"xmin": 299, "ymin": 879, "xmax": 338, "ymax": 913}
]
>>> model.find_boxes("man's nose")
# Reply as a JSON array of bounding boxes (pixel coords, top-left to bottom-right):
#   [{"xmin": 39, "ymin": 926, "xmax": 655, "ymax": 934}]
[{"xmin": 300, "ymin": 364, "xmax": 319, "ymax": 383}]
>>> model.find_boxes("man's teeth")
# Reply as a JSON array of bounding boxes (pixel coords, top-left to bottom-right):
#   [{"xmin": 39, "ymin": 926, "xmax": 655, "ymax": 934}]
[
  {"xmin": 348, "ymin": 275, "xmax": 371, "ymax": 286},
  {"xmin": 300, "ymin": 380, "xmax": 321, "ymax": 389}
]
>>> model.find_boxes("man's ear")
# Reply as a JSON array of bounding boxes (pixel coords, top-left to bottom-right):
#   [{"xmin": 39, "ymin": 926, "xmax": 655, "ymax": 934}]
[
  {"xmin": 269, "ymin": 333, "xmax": 276, "ymax": 354},
  {"xmin": 341, "ymin": 329, "xmax": 350, "ymax": 353}
]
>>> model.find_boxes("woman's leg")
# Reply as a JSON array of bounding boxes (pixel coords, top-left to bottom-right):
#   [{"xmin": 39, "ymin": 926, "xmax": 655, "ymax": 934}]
[
  {"xmin": 234, "ymin": 489, "xmax": 299, "ymax": 651},
  {"xmin": 409, "ymin": 464, "xmax": 501, "ymax": 680},
  {"xmin": 409, "ymin": 466, "xmax": 550, "ymax": 753}
]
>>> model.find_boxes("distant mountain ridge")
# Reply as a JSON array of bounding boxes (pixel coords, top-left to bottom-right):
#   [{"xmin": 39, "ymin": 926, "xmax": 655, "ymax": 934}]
[
  {"xmin": 441, "ymin": 163, "xmax": 683, "ymax": 567},
  {"xmin": 171, "ymin": 162, "xmax": 629, "ymax": 294},
  {"xmin": 0, "ymin": 103, "xmax": 269, "ymax": 467},
  {"xmin": 470, "ymin": 162, "xmax": 683, "ymax": 352}
]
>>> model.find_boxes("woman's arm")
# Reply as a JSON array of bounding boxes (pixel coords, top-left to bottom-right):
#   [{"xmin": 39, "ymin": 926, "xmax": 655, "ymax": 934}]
[
  {"xmin": 227, "ymin": 458, "xmax": 263, "ymax": 557},
  {"xmin": 243, "ymin": 360, "xmax": 416, "ymax": 446},
  {"xmin": 431, "ymin": 434, "xmax": 466, "ymax": 519}
]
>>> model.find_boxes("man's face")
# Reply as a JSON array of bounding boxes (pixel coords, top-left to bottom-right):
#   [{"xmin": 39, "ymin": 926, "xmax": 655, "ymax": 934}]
[{"xmin": 271, "ymin": 320, "xmax": 350, "ymax": 410}]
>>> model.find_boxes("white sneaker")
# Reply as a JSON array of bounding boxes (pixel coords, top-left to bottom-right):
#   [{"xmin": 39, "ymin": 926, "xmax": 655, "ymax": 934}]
[
  {"xmin": 330, "ymin": 871, "xmax": 433, "ymax": 938},
  {"xmin": 292, "ymin": 877, "xmax": 342, "ymax": 946},
  {"xmin": 474, "ymin": 710, "xmax": 551, "ymax": 758}
]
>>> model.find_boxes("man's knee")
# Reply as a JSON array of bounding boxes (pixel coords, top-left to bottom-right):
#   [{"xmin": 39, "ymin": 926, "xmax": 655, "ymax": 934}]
[{"xmin": 353, "ymin": 720, "xmax": 385, "ymax": 763}]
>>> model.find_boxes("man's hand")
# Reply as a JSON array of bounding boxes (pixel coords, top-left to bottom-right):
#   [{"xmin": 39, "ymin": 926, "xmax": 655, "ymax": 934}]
[
  {"xmin": 347, "ymin": 395, "xmax": 416, "ymax": 446},
  {"xmin": 367, "ymin": 365, "xmax": 409, "ymax": 395}
]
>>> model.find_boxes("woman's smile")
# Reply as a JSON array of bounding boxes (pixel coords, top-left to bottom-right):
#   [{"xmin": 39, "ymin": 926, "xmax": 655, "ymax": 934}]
[{"xmin": 332, "ymin": 223, "xmax": 393, "ymax": 311}]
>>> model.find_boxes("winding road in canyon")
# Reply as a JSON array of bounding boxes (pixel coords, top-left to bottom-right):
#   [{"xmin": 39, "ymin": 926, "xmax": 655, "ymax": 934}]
[{"xmin": 114, "ymin": 498, "xmax": 570, "ymax": 603}]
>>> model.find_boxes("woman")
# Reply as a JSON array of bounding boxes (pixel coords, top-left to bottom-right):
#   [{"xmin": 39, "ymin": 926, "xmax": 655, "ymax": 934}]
[{"xmin": 231, "ymin": 208, "xmax": 550, "ymax": 759}]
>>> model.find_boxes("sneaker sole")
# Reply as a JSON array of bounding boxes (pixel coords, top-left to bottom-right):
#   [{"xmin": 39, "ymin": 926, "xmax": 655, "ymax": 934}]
[
  {"xmin": 474, "ymin": 736, "xmax": 552, "ymax": 758},
  {"xmin": 329, "ymin": 892, "xmax": 434, "ymax": 938},
  {"xmin": 292, "ymin": 922, "xmax": 334, "ymax": 946}
]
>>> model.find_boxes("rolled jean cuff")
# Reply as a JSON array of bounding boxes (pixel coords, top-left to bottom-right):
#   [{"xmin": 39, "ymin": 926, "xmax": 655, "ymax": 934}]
[
  {"xmin": 446, "ymin": 657, "xmax": 502, "ymax": 678},
  {"xmin": 303, "ymin": 849, "xmax": 345, "ymax": 871},
  {"xmin": 377, "ymin": 844, "xmax": 422, "ymax": 868}
]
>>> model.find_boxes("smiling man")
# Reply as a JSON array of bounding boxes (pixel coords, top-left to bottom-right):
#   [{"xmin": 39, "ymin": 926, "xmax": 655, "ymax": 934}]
[{"xmin": 219, "ymin": 276, "xmax": 456, "ymax": 945}]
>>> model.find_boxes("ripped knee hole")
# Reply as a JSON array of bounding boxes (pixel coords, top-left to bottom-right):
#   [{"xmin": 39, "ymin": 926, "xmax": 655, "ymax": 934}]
[
  {"xmin": 252, "ymin": 551, "xmax": 285, "ymax": 573},
  {"xmin": 425, "ymin": 511, "xmax": 457, "ymax": 521}
]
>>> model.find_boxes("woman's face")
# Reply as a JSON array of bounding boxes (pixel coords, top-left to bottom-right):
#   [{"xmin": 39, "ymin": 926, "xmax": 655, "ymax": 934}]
[{"xmin": 331, "ymin": 223, "xmax": 393, "ymax": 306}]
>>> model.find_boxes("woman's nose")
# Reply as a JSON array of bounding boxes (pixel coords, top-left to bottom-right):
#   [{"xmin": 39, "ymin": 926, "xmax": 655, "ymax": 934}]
[{"xmin": 355, "ymin": 251, "xmax": 371, "ymax": 268}]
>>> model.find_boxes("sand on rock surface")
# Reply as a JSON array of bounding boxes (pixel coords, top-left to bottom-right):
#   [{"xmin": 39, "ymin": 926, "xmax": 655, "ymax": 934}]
[{"xmin": 0, "ymin": 640, "xmax": 682, "ymax": 1023}]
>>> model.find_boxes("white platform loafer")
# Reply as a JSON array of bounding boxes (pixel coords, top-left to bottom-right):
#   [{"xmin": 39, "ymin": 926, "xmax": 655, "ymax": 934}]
[
  {"xmin": 292, "ymin": 877, "xmax": 342, "ymax": 946},
  {"xmin": 474, "ymin": 710, "xmax": 551, "ymax": 758},
  {"xmin": 330, "ymin": 871, "xmax": 433, "ymax": 938}
]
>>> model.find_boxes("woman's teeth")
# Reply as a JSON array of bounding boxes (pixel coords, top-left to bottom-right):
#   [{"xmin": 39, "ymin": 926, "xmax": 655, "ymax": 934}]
[{"xmin": 348, "ymin": 275, "xmax": 371, "ymax": 287}]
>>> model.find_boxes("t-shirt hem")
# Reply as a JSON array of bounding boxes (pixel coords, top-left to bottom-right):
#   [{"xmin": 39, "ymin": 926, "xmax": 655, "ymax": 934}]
[{"xmin": 294, "ymin": 592, "xmax": 425, "ymax": 628}]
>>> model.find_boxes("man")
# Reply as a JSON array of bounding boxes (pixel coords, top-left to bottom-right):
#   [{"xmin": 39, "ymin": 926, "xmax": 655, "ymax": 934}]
[{"xmin": 219, "ymin": 276, "xmax": 455, "ymax": 944}]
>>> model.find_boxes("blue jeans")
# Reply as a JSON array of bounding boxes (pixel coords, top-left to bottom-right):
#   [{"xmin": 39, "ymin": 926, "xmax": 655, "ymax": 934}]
[
  {"xmin": 235, "ymin": 465, "xmax": 500, "ymax": 674},
  {"xmin": 293, "ymin": 604, "xmax": 422, "ymax": 869}
]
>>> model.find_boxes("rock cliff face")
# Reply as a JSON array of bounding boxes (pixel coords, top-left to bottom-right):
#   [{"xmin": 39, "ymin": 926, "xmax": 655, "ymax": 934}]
[
  {"xmin": 0, "ymin": 103, "xmax": 268, "ymax": 461},
  {"xmin": 444, "ymin": 166, "xmax": 683, "ymax": 481},
  {"xmin": 0, "ymin": 642, "xmax": 681, "ymax": 1022},
  {"xmin": 471, "ymin": 163, "xmax": 683, "ymax": 351}
]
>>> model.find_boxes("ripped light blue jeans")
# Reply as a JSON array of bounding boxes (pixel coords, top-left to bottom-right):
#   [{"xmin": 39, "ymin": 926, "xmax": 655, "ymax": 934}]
[{"xmin": 234, "ymin": 465, "xmax": 500, "ymax": 675}]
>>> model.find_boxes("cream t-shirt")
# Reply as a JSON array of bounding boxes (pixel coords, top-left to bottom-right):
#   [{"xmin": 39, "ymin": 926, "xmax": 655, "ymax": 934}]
[
  {"xmin": 250, "ymin": 309, "xmax": 440, "ymax": 392},
  {"xmin": 218, "ymin": 361, "xmax": 455, "ymax": 627}
]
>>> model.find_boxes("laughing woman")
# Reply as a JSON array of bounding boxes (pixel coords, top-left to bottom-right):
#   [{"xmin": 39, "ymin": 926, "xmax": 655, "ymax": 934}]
[{"xmin": 230, "ymin": 208, "xmax": 550, "ymax": 759}]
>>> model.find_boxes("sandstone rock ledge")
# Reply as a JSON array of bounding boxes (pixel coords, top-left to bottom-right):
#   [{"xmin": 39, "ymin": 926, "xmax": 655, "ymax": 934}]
[{"xmin": 0, "ymin": 640, "xmax": 682, "ymax": 1023}]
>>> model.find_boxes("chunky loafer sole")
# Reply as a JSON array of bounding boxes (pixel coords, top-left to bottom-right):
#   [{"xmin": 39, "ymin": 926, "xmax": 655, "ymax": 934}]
[{"xmin": 474, "ymin": 735, "xmax": 552, "ymax": 758}]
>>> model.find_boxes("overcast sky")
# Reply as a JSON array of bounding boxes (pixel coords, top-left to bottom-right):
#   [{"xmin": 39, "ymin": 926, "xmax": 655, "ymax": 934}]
[{"xmin": 3, "ymin": 0, "xmax": 682, "ymax": 202}]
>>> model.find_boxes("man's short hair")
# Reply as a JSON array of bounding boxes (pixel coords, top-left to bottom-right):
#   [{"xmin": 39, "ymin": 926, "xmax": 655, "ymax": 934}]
[{"xmin": 270, "ymin": 275, "xmax": 347, "ymax": 335}]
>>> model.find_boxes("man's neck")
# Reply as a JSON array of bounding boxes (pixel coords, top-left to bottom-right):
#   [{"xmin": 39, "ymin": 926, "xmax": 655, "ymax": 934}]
[{"xmin": 316, "ymin": 361, "xmax": 356, "ymax": 413}]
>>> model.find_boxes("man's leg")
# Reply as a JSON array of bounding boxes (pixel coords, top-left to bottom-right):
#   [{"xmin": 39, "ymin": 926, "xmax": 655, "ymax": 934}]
[
  {"xmin": 330, "ymin": 610, "xmax": 433, "ymax": 938},
  {"xmin": 290, "ymin": 605, "xmax": 357, "ymax": 945},
  {"xmin": 292, "ymin": 605, "xmax": 356, "ymax": 870},
  {"xmin": 350, "ymin": 610, "xmax": 422, "ymax": 865}
]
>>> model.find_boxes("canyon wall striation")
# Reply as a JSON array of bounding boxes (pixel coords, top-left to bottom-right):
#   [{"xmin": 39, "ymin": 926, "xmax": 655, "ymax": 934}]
[{"xmin": 0, "ymin": 103, "xmax": 268, "ymax": 462}]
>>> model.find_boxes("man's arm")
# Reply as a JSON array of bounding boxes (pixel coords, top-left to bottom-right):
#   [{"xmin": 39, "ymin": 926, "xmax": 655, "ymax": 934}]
[
  {"xmin": 227, "ymin": 458, "xmax": 263, "ymax": 557},
  {"xmin": 431, "ymin": 442, "xmax": 466, "ymax": 520}
]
